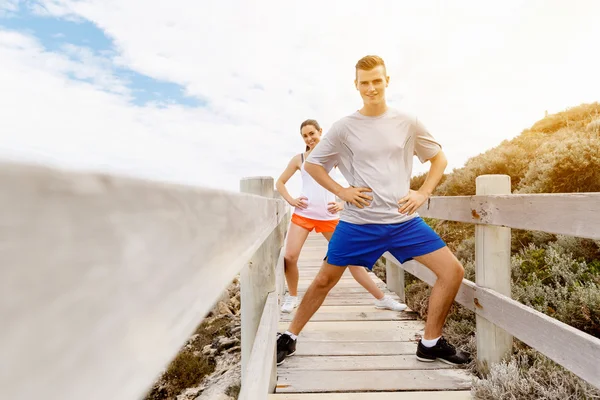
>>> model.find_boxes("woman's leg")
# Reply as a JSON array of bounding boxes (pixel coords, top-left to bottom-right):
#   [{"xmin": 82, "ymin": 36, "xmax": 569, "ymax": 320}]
[{"xmin": 284, "ymin": 222, "xmax": 311, "ymax": 297}]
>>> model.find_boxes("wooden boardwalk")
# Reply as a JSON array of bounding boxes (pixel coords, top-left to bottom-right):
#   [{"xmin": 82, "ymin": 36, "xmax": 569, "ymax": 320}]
[{"xmin": 271, "ymin": 233, "xmax": 473, "ymax": 399}]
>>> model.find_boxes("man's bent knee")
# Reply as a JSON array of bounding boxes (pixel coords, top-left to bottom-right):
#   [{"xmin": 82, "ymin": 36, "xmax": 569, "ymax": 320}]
[
  {"xmin": 446, "ymin": 259, "xmax": 464, "ymax": 284},
  {"xmin": 313, "ymin": 267, "xmax": 343, "ymax": 291}
]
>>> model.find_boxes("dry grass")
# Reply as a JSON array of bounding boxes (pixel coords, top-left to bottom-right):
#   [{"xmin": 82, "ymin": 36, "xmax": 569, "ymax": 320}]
[{"xmin": 144, "ymin": 315, "xmax": 232, "ymax": 400}]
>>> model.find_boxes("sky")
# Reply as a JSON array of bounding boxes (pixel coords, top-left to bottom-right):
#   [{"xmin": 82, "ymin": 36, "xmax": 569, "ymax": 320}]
[{"xmin": 1, "ymin": 0, "xmax": 599, "ymax": 196}]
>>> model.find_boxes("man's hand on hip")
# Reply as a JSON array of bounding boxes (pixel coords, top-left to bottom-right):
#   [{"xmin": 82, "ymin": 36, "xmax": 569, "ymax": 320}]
[
  {"xmin": 338, "ymin": 186, "xmax": 372, "ymax": 209},
  {"xmin": 398, "ymin": 190, "xmax": 428, "ymax": 215}
]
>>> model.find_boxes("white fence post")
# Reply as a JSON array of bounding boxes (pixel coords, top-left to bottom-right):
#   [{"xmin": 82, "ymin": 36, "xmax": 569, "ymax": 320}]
[
  {"xmin": 240, "ymin": 177, "xmax": 279, "ymax": 388},
  {"xmin": 385, "ymin": 258, "xmax": 405, "ymax": 302},
  {"xmin": 475, "ymin": 174, "xmax": 513, "ymax": 368},
  {"xmin": 274, "ymin": 190, "xmax": 290, "ymax": 303}
]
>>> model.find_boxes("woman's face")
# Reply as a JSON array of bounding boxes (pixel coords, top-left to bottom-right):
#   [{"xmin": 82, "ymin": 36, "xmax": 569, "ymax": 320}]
[{"xmin": 301, "ymin": 124, "xmax": 322, "ymax": 150}]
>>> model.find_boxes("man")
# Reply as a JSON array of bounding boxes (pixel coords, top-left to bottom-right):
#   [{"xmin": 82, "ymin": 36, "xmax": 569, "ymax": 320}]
[{"xmin": 276, "ymin": 55, "xmax": 469, "ymax": 366}]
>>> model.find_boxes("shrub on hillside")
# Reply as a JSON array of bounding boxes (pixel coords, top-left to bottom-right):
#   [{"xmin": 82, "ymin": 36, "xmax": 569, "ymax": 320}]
[
  {"xmin": 513, "ymin": 244, "xmax": 600, "ymax": 336},
  {"xmin": 517, "ymin": 129, "xmax": 600, "ymax": 194},
  {"xmin": 411, "ymin": 103, "xmax": 600, "ymax": 198},
  {"xmin": 529, "ymin": 103, "xmax": 600, "ymax": 134},
  {"xmin": 472, "ymin": 351, "xmax": 600, "ymax": 400}
]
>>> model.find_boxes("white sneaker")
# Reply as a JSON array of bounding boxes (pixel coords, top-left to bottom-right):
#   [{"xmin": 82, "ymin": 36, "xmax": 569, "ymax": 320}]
[
  {"xmin": 281, "ymin": 295, "xmax": 298, "ymax": 313},
  {"xmin": 375, "ymin": 295, "xmax": 407, "ymax": 311}
]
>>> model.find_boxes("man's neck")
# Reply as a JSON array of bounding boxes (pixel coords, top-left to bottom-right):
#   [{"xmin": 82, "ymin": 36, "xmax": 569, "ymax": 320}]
[{"xmin": 359, "ymin": 102, "xmax": 388, "ymax": 117}]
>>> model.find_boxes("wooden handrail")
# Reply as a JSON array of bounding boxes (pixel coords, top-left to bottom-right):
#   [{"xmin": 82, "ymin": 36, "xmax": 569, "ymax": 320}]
[
  {"xmin": 417, "ymin": 192, "xmax": 600, "ymax": 240},
  {"xmin": 0, "ymin": 164, "xmax": 288, "ymax": 400}
]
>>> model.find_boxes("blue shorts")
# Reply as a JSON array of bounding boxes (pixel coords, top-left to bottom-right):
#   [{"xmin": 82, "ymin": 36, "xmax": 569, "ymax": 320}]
[{"xmin": 325, "ymin": 216, "xmax": 446, "ymax": 270}]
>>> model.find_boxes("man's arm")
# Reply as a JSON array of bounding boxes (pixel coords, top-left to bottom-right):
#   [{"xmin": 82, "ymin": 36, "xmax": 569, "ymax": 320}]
[
  {"xmin": 304, "ymin": 162, "xmax": 344, "ymax": 196},
  {"xmin": 305, "ymin": 162, "xmax": 372, "ymax": 209},
  {"xmin": 398, "ymin": 150, "xmax": 447, "ymax": 215},
  {"xmin": 417, "ymin": 150, "xmax": 447, "ymax": 196}
]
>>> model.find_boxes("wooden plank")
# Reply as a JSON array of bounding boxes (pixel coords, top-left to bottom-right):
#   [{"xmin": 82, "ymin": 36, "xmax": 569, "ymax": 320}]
[
  {"xmin": 270, "ymin": 392, "xmax": 473, "ymax": 399},
  {"xmin": 279, "ymin": 321, "xmax": 424, "ymax": 342},
  {"xmin": 285, "ymin": 305, "xmax": 411, "ymax": 314},
  {"xmin": 0, "ymin": 162, "xmax": 287, "ymax": 400},
  {"xmin": 385, "ymin": 255, "xmax": 600, "ymax": 388},
  {"xmin": 320, "ymin": 297, "xmax": 402, "ymax": 306},
  {"xmin": 296, "ymin": 288, "xmax": 393, "ymax": 295},
  {"xmin": 417, "ymin": 193, "xmax": 600, "ymax": 240},
  {"xmin": 296, "ymin": 280, "xmax": 384, "ymax": 288},
  {"xmin": 294, "ymin": 341, "xmax": 417, "ymax": 356},
  {"xmin": 276, "ymin": 369, "xmax": 472, "ymax": 392},
  {"xmin": 284, "ymin": 319, "xmax": 421, "ymax": 331},
  {"xmin": 239, "ymin": 292, "xmax": 278, "ymax": 400},
  {"xmin": 277, "ymin": 355, "xmax": 454, "ymax": 371},
  {"xmin": 280, "ymin": 310, "xmax": 417, "ymax": 322}
]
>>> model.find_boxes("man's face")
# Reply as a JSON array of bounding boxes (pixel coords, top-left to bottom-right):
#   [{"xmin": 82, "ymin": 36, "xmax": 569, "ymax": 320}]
[{"xmin": 354, "ymin": 65, "xmax": 389, "ymax": 106}]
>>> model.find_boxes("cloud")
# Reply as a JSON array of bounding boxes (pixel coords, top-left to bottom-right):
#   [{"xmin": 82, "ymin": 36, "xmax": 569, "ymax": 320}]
[
  {"xmin": 0, "ymin": 0, "xmax": 20, "ymax": 16},
  {"xmin": 1, "ymin": 0, "xmax": 600, "ymax": 196}
]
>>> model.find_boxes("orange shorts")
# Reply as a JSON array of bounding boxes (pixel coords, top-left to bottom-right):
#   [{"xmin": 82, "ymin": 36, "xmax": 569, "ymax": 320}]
[{"xmin": 291, "ymin": 214, "xmax": 339, "ymax": 233}]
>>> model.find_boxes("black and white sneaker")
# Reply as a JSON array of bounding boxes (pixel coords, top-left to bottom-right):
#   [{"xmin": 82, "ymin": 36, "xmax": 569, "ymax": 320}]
[
  {"xmin": 416, "ymin": 336, "xmax": 470, "ymax": 365},
  {"xmin": 276, "ymin": 333, "xmax": 297, "ymax": 365}
]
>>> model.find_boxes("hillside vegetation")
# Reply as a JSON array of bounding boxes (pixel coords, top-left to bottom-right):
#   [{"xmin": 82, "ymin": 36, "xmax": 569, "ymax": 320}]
[{"xmin": 409, "ymin": 103, "xmax": 600, "ymax": 399}]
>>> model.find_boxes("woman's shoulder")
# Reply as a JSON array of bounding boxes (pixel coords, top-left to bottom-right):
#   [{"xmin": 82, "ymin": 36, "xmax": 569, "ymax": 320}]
[{"xmin": 287, "ymin": 153, "xmax": 303, "ymax": 168}]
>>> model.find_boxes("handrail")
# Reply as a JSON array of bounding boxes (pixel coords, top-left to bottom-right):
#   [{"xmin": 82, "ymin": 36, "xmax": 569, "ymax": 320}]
[
  {"xmin": 417, "ymin": 192, "xmax": 600, "ymax": 240},
  {"xmin": 0, "ymin": 164, "xmax": 288, "ymax": 400}
]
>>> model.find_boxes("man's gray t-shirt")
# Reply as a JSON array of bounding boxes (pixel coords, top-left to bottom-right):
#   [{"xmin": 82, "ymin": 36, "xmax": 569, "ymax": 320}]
[{"xmin": 306, "ymin": 108, "xmax": 441, "ymax": 225}]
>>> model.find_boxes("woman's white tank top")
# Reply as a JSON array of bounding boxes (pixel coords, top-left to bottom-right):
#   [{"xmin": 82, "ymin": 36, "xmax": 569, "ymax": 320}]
[{"xmin": 293, "ymin": 153, "xmax": 340, "ymax": 221}]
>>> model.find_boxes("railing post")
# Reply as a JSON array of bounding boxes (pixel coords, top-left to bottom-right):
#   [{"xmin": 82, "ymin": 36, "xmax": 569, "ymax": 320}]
[
  {"xmin": 273, "ymin": 190, "xmax": 289, "ymax": 302},
  {"xmin": 475, "ymin": 174, "xmax": 513, "ymax": 368},
  {"xmin": 385, "ymin": 258, "xmax": 405, "ymax": 303},
  {"xmin": 240, "ymin": 177, "xmax": 278, "ymax": 389}
]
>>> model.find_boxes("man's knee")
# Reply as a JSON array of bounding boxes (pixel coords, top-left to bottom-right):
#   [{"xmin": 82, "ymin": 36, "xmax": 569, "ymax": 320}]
[
  {"xmin": 313, "ymin": 270, "xmax": 339, "ymax": 291},
  {"xmin": 446, "ymin": 258, "xmax": 464, "ymax": 284}
]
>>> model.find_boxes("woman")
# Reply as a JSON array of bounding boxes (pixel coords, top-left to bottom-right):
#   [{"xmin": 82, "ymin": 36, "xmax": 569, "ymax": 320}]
[{"xmin": 275, "ymin": 119, "xmax": 407, "ymax": 313}]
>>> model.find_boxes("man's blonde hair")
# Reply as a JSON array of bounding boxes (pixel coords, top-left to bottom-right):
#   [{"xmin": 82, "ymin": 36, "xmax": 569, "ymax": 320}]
[{"xmin": 355, "ymin": 55, "xmax": 386, "ymax": 77}]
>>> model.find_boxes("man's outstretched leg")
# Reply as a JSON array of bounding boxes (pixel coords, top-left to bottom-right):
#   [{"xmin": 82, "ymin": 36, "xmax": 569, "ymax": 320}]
[
  {"xmin": 276, "ymin": 261, "xmax": 346, "ymax": 365},
  {"xmin": 413, "ymin": 246, "xmax": 468, "ymax": 365}
]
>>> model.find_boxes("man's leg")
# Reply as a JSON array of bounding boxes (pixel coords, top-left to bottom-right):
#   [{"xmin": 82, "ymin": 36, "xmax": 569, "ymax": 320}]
[
  {"xmin": 388, "ymin": 217, "xmax": 468, "ymax": 364},
  {"xmin": 287, "ymin": 261, "xmax": 347, "ymax": 335},
  {"xmin": 277, "ymin": 261, "xmax": 346, "ymax": 365},
  {"xmin": 413, "ymin": 247, "xmax": 464, "ymax": 339}
]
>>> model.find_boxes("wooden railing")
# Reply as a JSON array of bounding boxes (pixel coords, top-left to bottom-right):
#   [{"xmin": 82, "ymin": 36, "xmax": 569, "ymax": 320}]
[
  {"xmin": 0, "ymin": 163, "xmax": 290, "ymax": 400},
  {"xmin": 384, "ymin": 175, "xmax": 600, "ymax": 389},
  {"xmin": 2, "ymin": 164, "xmax": 598, "ymax": 400}
]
